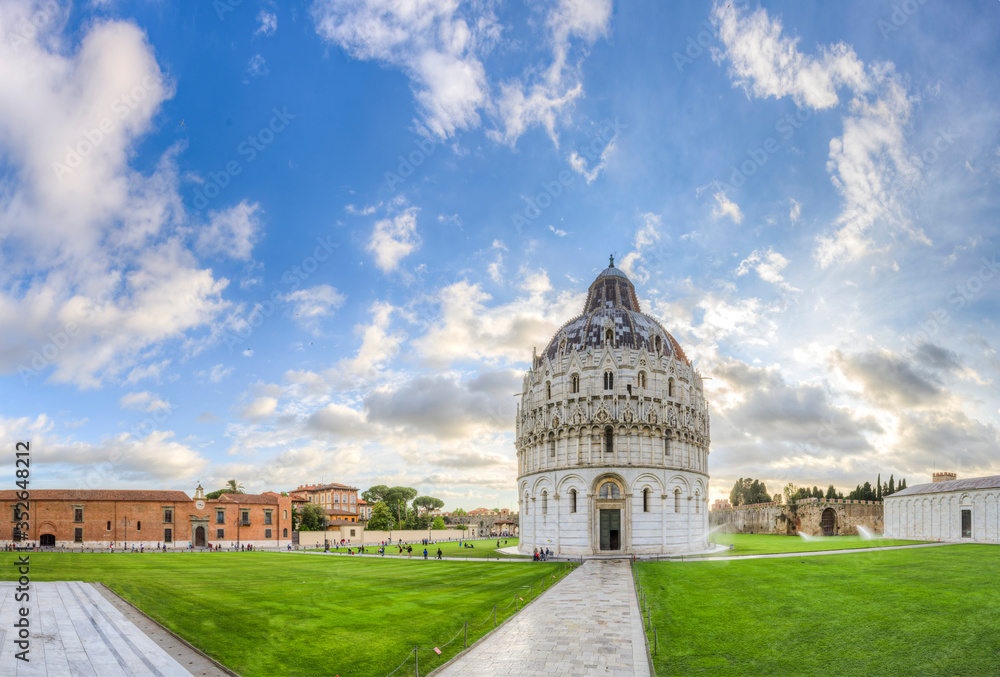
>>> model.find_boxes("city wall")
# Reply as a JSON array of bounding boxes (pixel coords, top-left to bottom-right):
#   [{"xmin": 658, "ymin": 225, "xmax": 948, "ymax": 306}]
[{"xmin": 710, "ymin": 498, "xmax": 884, "ymax": 536}]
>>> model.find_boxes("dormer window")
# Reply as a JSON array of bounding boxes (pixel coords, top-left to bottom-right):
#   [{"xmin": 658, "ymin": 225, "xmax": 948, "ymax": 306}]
[{"xmin": 605, "ymin": 328, "xmax": 614, "ymax": 345}]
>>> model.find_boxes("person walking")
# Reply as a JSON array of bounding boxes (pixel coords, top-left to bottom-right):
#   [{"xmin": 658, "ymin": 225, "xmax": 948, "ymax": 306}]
[
  {"xmin": 436, "ymin": 548, "xmax": 442, "ymax": 559},
  {"xmin": 423, "ymin": 548, "xmax": 428, "ymax": 559}
]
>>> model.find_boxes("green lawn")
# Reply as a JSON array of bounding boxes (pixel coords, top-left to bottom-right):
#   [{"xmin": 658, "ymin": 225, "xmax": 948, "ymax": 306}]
[
  {"xmin": 0, "ymin": 552, "xmax": 566, "ymax": 677},
  {"xmin": 700, "ymin": 533, "xmax": 927, "ymax": 556},
  {"xmin": 316, "ymin": 537, "xmax": 527, "ymax": 559},
  {"xmin": 635, "ymin": 544, "xmax": 1000, "ymax": 676}
]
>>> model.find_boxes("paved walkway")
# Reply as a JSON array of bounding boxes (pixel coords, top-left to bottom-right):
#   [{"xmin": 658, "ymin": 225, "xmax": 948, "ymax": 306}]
[
  {"xmin": 433, "ymin": 560, "xmax": 649, "ymax": 677},
  {"xmin": 0, "ymin": 581, "xmax": 201, "ymax": 677}
]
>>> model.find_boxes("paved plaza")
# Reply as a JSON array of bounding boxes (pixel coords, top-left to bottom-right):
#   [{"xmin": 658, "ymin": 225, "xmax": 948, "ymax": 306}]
[
  {"xmin": 434, "ymin": 559, "xmax": 651, "ymax": 677},
  {"xmin": 0, "ymin": 581, "xmax": 213, "ymax": 677}
]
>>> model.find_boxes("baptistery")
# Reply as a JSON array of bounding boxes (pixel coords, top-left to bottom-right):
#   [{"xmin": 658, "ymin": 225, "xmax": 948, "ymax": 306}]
[{"xmin": 516, "ymin": 258, "xmax": 710, "ymax": 556}]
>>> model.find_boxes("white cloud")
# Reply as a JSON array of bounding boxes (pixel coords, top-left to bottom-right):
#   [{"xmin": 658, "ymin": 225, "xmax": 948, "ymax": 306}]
[
  {"xmin": 548, "ymin": 225, "xmax": 568, "ymax": 237},
  {"xmin": 246, "ymin": 53, "xmax": 269, "ymax": 79},
  {"xmin": 0, "ymin": 5, "xmax": 235, "ymax": 388},
  {"xmin": 367, "ymin": 207, "xmax": 421, "ymax": 272},
  {"xmin": 619, "ymin": 212, "xmax": 663, "ymax": 284},
  {"xmin": 736, "ymin": 247, "xmax": 800, "ymax": 293},
  {"xmin": 711, "ymin": 1, "xmax": 927, "ymax": 267},
  {"xmin": 281, "ymin": 284, "xmax": 347, "ymax": 333},
  {"xmin": 789, "ymin": 198, "xmax": 801, "ymax": 223},
  {"xmin": 196, "ymin": 201, "xmax": 262, "ymax": 260},
  {"xmin": 119, "ymin": 391, "xmax": 171, "ymax": 412},
  {"xmin": 254, "ymin": 10, "xmax": 277, "ymax": 37},
  {"xmin": 568, "ymin": 135, "xmax": 616, "ymax": 183},
  {"xmin": 197, "ymin": 364, "xmax": 233, "ymax": 383},
  {"xmin": 241, "ymin": 396, "xmax": 278, "ymax": 421},
  {"xmin": 312, "ymin": 0, "xmax": 611, "ymax": 145},
  {"xmin": 711, "ymin": 191, "xmax": 743, "ymax": 224}
]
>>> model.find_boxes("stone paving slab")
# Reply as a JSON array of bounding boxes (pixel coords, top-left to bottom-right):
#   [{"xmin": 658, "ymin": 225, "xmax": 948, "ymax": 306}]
[
  {"xmin": 432, "ymin": 560, "xmax": 650, "ymax": 677},
  {"xmin": 0, "ymin": 582, "xmax": 194, "ymax": 677}
]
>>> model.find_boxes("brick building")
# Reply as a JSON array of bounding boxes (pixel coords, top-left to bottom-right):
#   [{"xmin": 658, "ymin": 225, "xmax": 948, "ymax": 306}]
[
  {"xmin": 291, "ymin": 483, "xmax": 360, "ymax": 523},
  {"xmin": 3, "ymin": 484, "xmax": 296, "ymax": 549}
]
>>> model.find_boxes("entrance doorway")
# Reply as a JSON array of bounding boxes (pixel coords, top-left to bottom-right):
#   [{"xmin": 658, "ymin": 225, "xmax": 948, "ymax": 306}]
[
  {"xmin": 820, "ymin": 508, "xmax": 836, "ymax": 536},
  {"xmin": 40, "ymin": 534, "xmax": 55, "ymax": 547},
  {"xmin": 195, "ymin": 526, "xmax": 206, "ymax": 547},
  {"xmin": 961, "ymin": 509, "xmax": 972, "ymax": 538},
  {"xmin": 599, "ymin": 509, "xmax": 621, "ymax": 550}
]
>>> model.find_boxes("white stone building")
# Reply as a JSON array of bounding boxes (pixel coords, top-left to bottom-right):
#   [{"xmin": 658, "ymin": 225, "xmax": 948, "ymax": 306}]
[
  {"xmin": 516, "ymin": 259, "xmax": 710, "ymax": 556},
  {"xmin": 884, "ymin": 473, "xmax": 1000, "ymax": 544}
]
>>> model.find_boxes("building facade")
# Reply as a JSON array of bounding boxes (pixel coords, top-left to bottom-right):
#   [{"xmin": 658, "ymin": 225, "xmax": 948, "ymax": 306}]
[
  {"xmin": 884, "ymin": 474, "xmax": 1000, "ymax": 544},
  {"xmin": 516, "ymin": 259, "xmax": 710, "ymax": 556},
  {"xmin": 3, "ymin": 485, "xmax": 295, "ymax": 549},
  {"xmin": 292, "ymin": 483, "xmax": 360, "ymax": 522}
]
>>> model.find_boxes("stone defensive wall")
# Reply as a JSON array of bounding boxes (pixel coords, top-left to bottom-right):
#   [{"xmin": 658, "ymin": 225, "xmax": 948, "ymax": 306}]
[{"xmin": 709, "ymin": 497, "xmax": 884, "ymax": 536}]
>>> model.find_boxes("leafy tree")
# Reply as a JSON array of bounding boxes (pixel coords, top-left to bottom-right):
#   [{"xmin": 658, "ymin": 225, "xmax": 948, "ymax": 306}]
[
  {"xmin": 225, "ymin": 479, "xmax": 245, "ymax": 494},
  {"xmin": 383, "ymin": 487, "xmax": 418, "ymax": 526},
  {"xmin": 367, "ymin": 501, "xmax": 393, "ymax": 530},
  {"xmin": 412, "ymin": 496, "xmax": 445, "ymax": 513},
  {"xmin": 773, "ymin": 493, "xmax": 783, "ymax": 504},
  {"xmin": 205, "ymin": 488, "xmax": 237, "ymax": 500},
  {"xmin": 825, "ymin": 484, "xmax": 838, "ymax": 499},
  {"xmin": 431, "ymin": 516, "xmax": 447, "ymax": 530},
  {"xmin": 291, "ymin": 505, "xmax": 300, "ymax": 530},
  {"xmin": 729, "ymin": 478, "xmax": 772, "ymax": 506},
  {"xmin": 298, "ymin": 504, "xmax": 326, "ymax": 531},
  {"xmin": 362, "ymin": 485, "xmax": 390, "ymax": 504},
  {"xmin": 455, "ymin": 524, "xmax": 468, "ymax": 531},
  {"xmin": 452, "ymin": 507, "xmax": 467, "ymax": 516},
  {"xmin": 783, "ymin": 483, "xmax": 798, "ymax": 504}
]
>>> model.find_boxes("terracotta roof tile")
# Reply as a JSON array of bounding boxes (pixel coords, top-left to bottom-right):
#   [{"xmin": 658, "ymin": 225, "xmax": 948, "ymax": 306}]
[{"xmin": 0, "ymin": 489, "xmax": 191, "ymax": 502}]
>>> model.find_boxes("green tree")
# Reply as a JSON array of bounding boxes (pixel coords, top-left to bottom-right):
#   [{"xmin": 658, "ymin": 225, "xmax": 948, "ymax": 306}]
[
  {"xmin": 825, "ymin": 484, "xmax": 838, "ymax": 499},
  {"xmin": 383, "ymin": 487, "xmax": 418, "ymax": 527},
  {"xmin": 206, "ymin": 488, "xmax": 237, "ymax": 500},
  {"xmin": 225, "ymin": 479, "xmax": 245, "ymax": 494},
  {"xmin": 456, "ymin": 524, "xmax": 468, "ymax": 532},
  {"xmin": 877, "ymin": 473, "xmax": 882, "ymax": 500},
  {"xmin": 366, "ymin": 501, "xmax": 393, "ymax": 530},
  {"xmin": 431, "ymin": 516, "xmax": 446, "ymax": 530},
  {"xmin": 362, "ymin": 485, "xmax": 390, "ymax": 504},
  {"xmin": 298, "ymin": 504, "xmax": 326, "ymax": 531},
  {"xmin": 729, "ymin": 478, "xmax": 771, "ymax": 506},
  {"xmin": 412, "ymin": 496, "xmax": 445, "ymax": 513},
  {"xmin": 888, "ymin": 475, "xmax": 895, "ymax": 495},
  {"xmin": 452, "ymin": 507, "xmax": 467, "ymax": 516},
  {"xmin": 783, "ymin": 483, "xmax": 798, "ymax": 504}
]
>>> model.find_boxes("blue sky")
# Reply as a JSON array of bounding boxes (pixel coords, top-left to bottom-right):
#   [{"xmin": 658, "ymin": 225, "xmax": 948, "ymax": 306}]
[{"xmin": 1, "ymin": 0, "xmax": 998, "ymax": 508}]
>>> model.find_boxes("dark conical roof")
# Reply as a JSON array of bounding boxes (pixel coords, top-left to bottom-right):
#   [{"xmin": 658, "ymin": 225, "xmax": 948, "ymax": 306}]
[{"xmin": 541, "ymin": 261, "xmax": 689, "ymax": 364}]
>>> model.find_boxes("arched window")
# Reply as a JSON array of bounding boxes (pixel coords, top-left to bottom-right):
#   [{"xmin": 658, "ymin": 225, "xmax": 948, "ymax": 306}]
[
  {"xmin": 664, "ymin": 436, "xmax": 671, "ymax": 458},
  {"xmin": 546, "ymin": 381, "xmax": 552, "ymax": 399},
  {"xmin": 548, "ymin": 433, "xmax": 556, "ymax": 458},
  {"xmin": 542, "ymin": 491, "xmax": 548, "ymax": 515},
  {"xmin": 643, "ymin": 488, "xmax": 650, "ymax": 512},
  {"xmin": 570, "ymin": 489, "xmax": 577, "ymax": 513},
  {"xmin": 695, "ymin": 490, "xmax": 700, "ymax": 514},
  {"xmin": 674, "ymin": 488, "xmax": 681, "ymax": 513},
  {"xmin": 605, "ymin": 328, "xmax": 614, "ymax": 345},
  {"xmin": 604, "ymin": 371, "xmax": 614, "ymax": 390},
  {"xmin": 668, "ymin": 378, "xmax": 675, "ymax": 398},
  {"xmin": 571, "ymin": 374, "xmax": 580, "ymax": 393},
  {"xmin": 599, "ymin": 482, "xmax": 621, "ymax": 499},
  {"xmin": 524, "ymin": 493, "xmax": 530, "ymax": 515},
  {"xmin": 605, "ymin": 426, "xmax": 614, "ymax": 455},
  {"xmin": 283, "ymin": 528, "xmax": 288, "ymax": 538},
  {"xmin": 638, "ymin": 371, "xmax": 646, "ymax": 389}
]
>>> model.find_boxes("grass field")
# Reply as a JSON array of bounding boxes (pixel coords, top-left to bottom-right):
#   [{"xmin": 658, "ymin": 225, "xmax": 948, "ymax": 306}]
[
  {"xmin": 0, "ymin": 551, "xmax": 565, "ymax": 677},
  {"xmin": 635, "ymin": 544, "xmax": 1000, "ymax": 676},
  {"xmin": 316, "ymin": 537, "xmax": 527, "ymax": 559},
  {"xmin": 701, "ymin": 533, "xmax": 927, "ymax": 556}
]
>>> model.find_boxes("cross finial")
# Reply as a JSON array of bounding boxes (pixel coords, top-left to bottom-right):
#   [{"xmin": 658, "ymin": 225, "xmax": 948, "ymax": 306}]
[{"xmin": 609, "ymin": 254, "xmax": 614, "ymax": 267}]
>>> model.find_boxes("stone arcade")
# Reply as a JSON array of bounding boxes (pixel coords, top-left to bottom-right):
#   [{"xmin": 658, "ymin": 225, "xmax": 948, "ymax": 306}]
[{"xmin": 517, "ymin": 258, "xmax": 710, "ymax": 556}]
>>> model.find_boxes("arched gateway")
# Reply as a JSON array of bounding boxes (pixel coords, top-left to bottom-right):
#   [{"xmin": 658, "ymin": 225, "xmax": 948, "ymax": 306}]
[{"xmin": 517, "ymin": 258, "xmax": 711, "ymax": 556}]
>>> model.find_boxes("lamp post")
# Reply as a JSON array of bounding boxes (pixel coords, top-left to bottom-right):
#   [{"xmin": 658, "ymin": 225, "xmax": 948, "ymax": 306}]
[{"xmin": 121, "ymin": 517, "xmax": 131, "ymax": 549}]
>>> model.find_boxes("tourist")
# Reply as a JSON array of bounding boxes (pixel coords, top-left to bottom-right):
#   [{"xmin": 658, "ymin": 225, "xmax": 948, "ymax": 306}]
[
  {"xmin": 423, "ymin": 548, "xmax": 428, "ymax": 559},
  {"xmin": 533, "ymin": 547, "xmax": 538, "ymax": 561},
  {"xmin": 436, "ymin": 548, "xmax": 443, "ymax": 559}
]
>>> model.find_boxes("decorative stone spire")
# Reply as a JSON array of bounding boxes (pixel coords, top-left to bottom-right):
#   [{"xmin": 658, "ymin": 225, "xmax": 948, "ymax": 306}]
[{"xmin": 194, "ymin": 482, "xmax": 205, "ymax": 500}]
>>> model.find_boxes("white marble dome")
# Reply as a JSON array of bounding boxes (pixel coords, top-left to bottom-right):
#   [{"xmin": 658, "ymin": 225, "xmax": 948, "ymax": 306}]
[{"xmin": 517, "ymin": 258, "xmax": 711, "ymax": 556}]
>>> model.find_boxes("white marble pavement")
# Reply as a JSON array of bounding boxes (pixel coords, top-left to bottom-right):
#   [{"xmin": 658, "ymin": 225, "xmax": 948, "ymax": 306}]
[
  {"xmin": 433, "ymin": 560, "xmax": 650, "ymax": 677},
  {"xmin": 0, "ymin": 581, "xmax": 193, "ymax": 677}
]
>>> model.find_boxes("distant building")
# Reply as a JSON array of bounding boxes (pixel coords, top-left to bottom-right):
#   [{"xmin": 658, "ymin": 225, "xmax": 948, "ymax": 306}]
[
  {"xmin": 712, "ymin": 498, "xmax": 731, "ymax": 511},
  {"xmin": 2, "ymin": 484, "xmax": 296, "ymax": 548},
  {"xmin": 291, "ymin": 483, "xmax": 360, "ymax": 522},
  {"xmin": 356, "ymin": 499, "xmax": 372, "ymax": 520},
  {"xmin": 885, "ymin": 473, "xmax": 1000, "ymax": 543}
]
